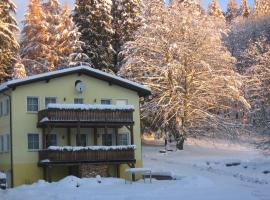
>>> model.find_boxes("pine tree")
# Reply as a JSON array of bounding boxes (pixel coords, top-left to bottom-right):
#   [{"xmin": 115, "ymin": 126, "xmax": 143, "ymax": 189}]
[
  {"xmin": 225, "ymin": 0, "xmax": 239, "ymax": 23},
  {"xmin": 20, "ymin": 0, "xmax": 49, "ymax": 75},
  {"xmin": 254, "ymin": 0, "xmax": 270, "ymax": 17},
  {"xmin": 56, "ymin": 3, "xmax": 90, "ymax": 67},
  {"xmin": 0, "ymin": 0, "xmax": 19, "ymax": 82},
  {"xmin": 240, "ymin": 0, "xmax": 250, "ymax": 18},
  {"xmin": 42, "ymin": 0, "xmax": 62, "ymax": 71},
  {"xmin": 112, "ymin": 0, "xmax": 144, "ymax": 69},
  {"xmin": 73, "ymin": 0, "xmax": 114, "ymax": 72},
  {"xmin": 208, "ymin": 0, "xmax": 224, "ymax": 19},
  {"xmin": 13, "ymin": 57, "xmax": 27, "ymax": 79}
]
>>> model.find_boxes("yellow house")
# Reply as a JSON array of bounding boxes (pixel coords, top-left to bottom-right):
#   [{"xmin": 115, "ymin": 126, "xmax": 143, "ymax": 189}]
[{"xmin": 0, "ymin": 66, "xmax": 151, "ymax": 187}]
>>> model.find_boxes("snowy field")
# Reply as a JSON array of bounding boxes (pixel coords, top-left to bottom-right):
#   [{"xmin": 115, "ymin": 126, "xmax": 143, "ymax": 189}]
[{"xmin": 0, "ymin": 140, "xmax": 269, "ymax": 200}]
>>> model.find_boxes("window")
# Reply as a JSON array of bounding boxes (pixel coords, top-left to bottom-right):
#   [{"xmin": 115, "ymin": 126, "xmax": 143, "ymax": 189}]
[
  {"xmin": 115, "ymin": 99, "xmax": 128, "ymax": 106},
  {"xmin": 74, "ymin": 98, "xmax": 83, "ymax": 104},
  {"xmin": 46, "ymin": 134, "xmax": 57, "ymax": 146},
  {"xmin": 79, "ymin": 134, "xmax": 87, "ymax": 147},
  {"xmin": 45, "ymin": 97, "xmax": 57, "ymax": 108},
  {"xmin": 101, "ymin": 99, "xmax": 111, "ymax": 105},
  {"xmin": 0, "ymin": 101, "xmax": 3, "ymax": 116},
  {"xmin": 27, "ymin": 97, "xmax": 39, "ymax": 112},
  {"xmin": 119, "ymin": 133, "xmax": 128, "ymax": 145},
  {"xmin": 102, "ymin": 134, "xmax": 112, "ymax": 146},
  {"xmin": 0, "ymin": 135, "xmax": 3, "ymax": 152},
  {"xmin": 27, "ymin": 134, "xmax": 39, "ymax": 150},
  {"xmin": 4, "ymin": 99, "xmax": 9, "ymax": 115}
]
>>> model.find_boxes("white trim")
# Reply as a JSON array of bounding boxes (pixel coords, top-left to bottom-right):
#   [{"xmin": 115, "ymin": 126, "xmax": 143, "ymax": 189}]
[{"xmin": 26, "ymin": 96, "xmax": 40, "ymax": 113}]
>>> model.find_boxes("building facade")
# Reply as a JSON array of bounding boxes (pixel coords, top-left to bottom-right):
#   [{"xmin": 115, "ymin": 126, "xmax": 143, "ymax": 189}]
[{"xmin": 0, "ymin": 66, "xmax": 151, "ymax": 187}]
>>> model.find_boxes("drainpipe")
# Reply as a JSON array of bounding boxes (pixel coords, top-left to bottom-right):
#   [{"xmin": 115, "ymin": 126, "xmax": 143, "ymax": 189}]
[{"xmin": 2, "ymin": 92, "xmax": 13, "ymax": 188}]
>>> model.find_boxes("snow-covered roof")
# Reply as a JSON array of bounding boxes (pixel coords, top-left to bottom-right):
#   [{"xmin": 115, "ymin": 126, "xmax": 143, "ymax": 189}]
[
  {"xmin": 47, "ymin": 103, "xmax": 135, "ymax": 110},
  {"xmin": 0, "ymin": 66, "xmax": 151, "ymax": 97}
]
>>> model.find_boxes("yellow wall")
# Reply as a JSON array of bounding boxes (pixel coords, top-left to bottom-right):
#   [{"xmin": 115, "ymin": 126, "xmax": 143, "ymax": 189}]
[{"xmin": 9, "ymin": 73, "xmax": 142, "ymax": 186}]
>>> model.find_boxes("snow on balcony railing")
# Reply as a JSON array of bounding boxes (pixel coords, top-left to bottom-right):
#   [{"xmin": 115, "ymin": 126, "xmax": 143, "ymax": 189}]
[
  {"xmin": 47, "ymin": 103, "xmax": 135, "ymax": 111},
  {"xmin": 47, "ymin": 145, "xmax": 136, "ymax": 151}
]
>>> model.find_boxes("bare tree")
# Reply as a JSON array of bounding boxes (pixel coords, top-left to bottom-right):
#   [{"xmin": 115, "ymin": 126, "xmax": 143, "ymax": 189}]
[{"xmin": 120, "ymin": 0, "xmax": 249, "ymax": 150}]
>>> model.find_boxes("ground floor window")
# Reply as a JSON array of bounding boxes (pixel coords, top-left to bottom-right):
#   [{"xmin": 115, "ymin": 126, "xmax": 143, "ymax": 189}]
[
  {"xmin": 119, "ymin": 133, "xmax": 128, "ymax": 145},
  {"xmin": 46, "ymin": 134, "xmax": 57, "ymax": 146},
  {"xmin": 102, "ymin": 134, "xmax": 112, "ymax": 146},
  {"xmin": 28, "ymin": 133, "xmax": 39, "ymax": 150}
]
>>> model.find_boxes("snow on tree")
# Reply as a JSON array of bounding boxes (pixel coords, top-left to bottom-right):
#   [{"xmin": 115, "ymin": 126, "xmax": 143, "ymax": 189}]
[
  {"xmin": 54, "ymin": 3, "xmax": 90, "ymax": 68},
  {"xmin": 112, "ymin": 0, "xmax": 144, "ymax": 70},
  {"xmin": 20, "ymin": 0, "xmax": 49, "ymax": 75},
  {"xmin": 73, "ymin": 0, "xmax": 115, "ymax": 72},
  {"xmin": 253, "ymin": 0, "xmax": 270, "ymax": 17},
  {"xmin": 208, "ymin": 0, "xmax": 225, "ymax": 19},
  {"xmin": 225, "ymin": 0, "xmax": 240, "ymax": 23},
  {"xmin": 41, "ymin": 0, "xmax": 62, "ymax": 71},
  {"xmin": 0, "ymin": 0, "xmax": 19, "ymax": 82},
  {"xmin": 120, "ymin": 0, "xmax": 249, "ymax": 150},
  {"xmin": 12, "ymin": 57, "xmax": 27, "ymax": 79},
  {"xmin": 241, "ymin": 35, "xmax": 270, "ymax": 127},
  {"xmin": 240, "ymin": 0, "xmax": 250, "ymax": 18}
]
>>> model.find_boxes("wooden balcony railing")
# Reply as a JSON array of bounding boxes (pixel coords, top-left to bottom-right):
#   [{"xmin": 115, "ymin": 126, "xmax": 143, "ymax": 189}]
[
  {"xmin": 38, "ymin": 147, "xmax": 135, "ymax": 165},
  {"xmin": 38, "ymin": 108, "xmax": 134, "ymax": 125}
]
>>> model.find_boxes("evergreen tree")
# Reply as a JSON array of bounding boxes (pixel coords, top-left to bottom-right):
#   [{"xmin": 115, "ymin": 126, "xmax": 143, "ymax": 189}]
[
  {"xmin": 13, "ymin": 57, "xmax": 27, "ymax": 79},
  {"xmin": 20, "ymin": 0, "xmax": 48, "ymax": 75},
  {"xmin": 208, "ymin": 0, "xmax": 224, "ymax": 19},
  {"xmin": 0, "ymin": 0, "xmax": 19, "ymax": 82},
  {"xmin": 240, "ymin": 0, "xmax": 250, "ymax": 18},
  {"xmin": 73, "ymin": 0, "xmax": 114, "ymax": 72},
  {"xmin": 42, "ymin": 0, "xmax": 62, "ymax": 71},
  {"xmin": 225, "ymin": 0, "xmax": 239, "ymax": 23},
  {"xmin": 254, "ymin": 0, "xmax": 270, "ymax": 17},
  {"xmin": 112, "ymin": 0, "xmax": 144, "ymax": 69},
  {"xmin": 56, "ymin": 3, "xmax": 90, "ymax": 67}
]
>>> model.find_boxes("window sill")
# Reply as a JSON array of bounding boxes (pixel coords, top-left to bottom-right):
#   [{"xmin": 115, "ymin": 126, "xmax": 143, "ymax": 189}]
[
  {"xmin": 26, "ymin": 111, "xmax": 38, "ymax": 114},
  {"xmin": 28, "ymin": 149, "xmax": 40, "ymax": 152}
]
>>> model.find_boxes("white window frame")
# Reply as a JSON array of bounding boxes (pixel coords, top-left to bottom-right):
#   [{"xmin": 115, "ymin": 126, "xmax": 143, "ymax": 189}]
[
  {"xmin": 45, "ymin": 97, "xmax": 57, "ymax": 108},
  {"xmin": 101, "ymin": 98, "xmax": 112, "ymax": 105},
  {"xmin": 74, "ymin": 98, "xmax": 84, "ymax": 104},
  {"xmin": 3, "ymin": 134, "xmax": 9, "ymax": 153},
  {"xmin": 26, "ymin": 96, "xmax": 39, "ymax": 113},
  {"xmin": 115, "ymin": 99, "xmax": 128, "ymax": 106},
  {"xmin": 119, "ymin": 133, "xmax": 129, "ymax": 145},
  {"xmin": 27, "ymin": 133, "xmax": 40, "ymax": 151}
]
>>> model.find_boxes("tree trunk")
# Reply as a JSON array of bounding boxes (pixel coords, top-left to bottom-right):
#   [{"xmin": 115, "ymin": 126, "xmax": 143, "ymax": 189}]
[{"xmin": 176, "ymin": 136, "xmax": 185, "ymax": 150}]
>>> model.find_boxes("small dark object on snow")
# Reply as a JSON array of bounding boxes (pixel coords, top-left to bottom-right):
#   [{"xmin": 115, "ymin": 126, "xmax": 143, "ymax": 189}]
[
  {"xmin": 76, "ymin": 183, "xmax": 80, "ymax": 188},
  {"xmin": 206, "ymin": 161, "xmax": 210, "ymax": 165},
  {"xmin": 262, "ymin": 170, "xmax": 270, "ymax": 174},
  {"xmin": 225, "ymin": 162, "xmax": 241, "ymax": 167},
  {"xmin": 243, "ymin": 166, "xmax": 248, "ymax": 169},
  {"xmin": 159, "ymin": 150, "xmax": 166, "ymax": 153},
  {"xmin": 166, "ymin": 149, "xmax": 174, "ymax": 152}
]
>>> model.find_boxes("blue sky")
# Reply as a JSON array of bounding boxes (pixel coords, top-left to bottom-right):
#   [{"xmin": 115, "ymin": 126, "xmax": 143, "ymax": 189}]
[{"xmin": 14, "ymin": 0, "xmax": 255, "ymax": 26}]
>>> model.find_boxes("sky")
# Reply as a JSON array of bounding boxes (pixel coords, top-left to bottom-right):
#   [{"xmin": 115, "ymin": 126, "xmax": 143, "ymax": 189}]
[{"xmin": 14, "ymin": 0, "xmax": 255, "ymax": 26}]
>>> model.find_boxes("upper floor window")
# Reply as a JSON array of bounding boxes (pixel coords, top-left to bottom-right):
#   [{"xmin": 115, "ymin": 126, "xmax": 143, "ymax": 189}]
[
  {"xmin": 45, "ymin": 97, "xmax": 57, "ymax": 108},
  {"xmin": 46, "ymin": 134, "xmax": 57, "ymax": 146},
  {"xmin": 74, "ymin": 98, "xmax": 83, "ymax": 104},
  {"xmin": 101, "ymin": 99, "xmax": 111, "ymax": 105},
  {"xmin": 27, "ymin": 133, "xmax": 39, "ymax": 150},
  {"xmin": 79, "ymin": 134, "xmax": 88, "ymax": 147},
  {"xmin": 102, "ymin": 134, "xmax": 112, "ymax": 146},
  {"xmin": 115, "ymin": 99, "xmax": 128, "ymax": 106},
  {"xmin": 4, "ymin": 99, "xmax": 9, "ymax": 115},
  {"xmin": 119, "ymin": 133, "xmax": 128, "ymax": 145},
  {"xmin": 27, "ymin": 97, "xmax": 39, "ymax": 112},
  {"xmin": 0, "ymin": 101, "xmax": 3, "ymax": 116}
]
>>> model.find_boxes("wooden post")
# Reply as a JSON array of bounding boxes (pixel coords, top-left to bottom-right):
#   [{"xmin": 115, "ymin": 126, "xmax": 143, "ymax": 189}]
[
  {"xmin": 130, "ymin": 126, "xmax": 134, "ymax": 145},
  {"xmin": 43, "ymin": 167, "xmax": 47, "ymax": 181},
  {"xmin": 77, "ymin": 123, "xmax": 81, "ymax": 146},
  {"xmin": 94, "ymin": 127, "xmax": 97, "ymax": 145},
  {"xmin": 67, "ymin": 128, "xmax": 71, "ymax": 146},
  {"xmin": 42, "ymin": 128, "xmax": 46, "ymax": 149},
  {"xmin": 115, "ymin": 127, "xmax": 118, "ymax": 145},
  {"xmin": 131, "ymin": 163, "xmax": 135, "ymax": 181},
  {"xmin": 48, "ymin": 166, "xmax": 52, "ymax": 183},
  {"xmin": 104, "ymin": 126, "xmax": 108, "ymax": 145}
]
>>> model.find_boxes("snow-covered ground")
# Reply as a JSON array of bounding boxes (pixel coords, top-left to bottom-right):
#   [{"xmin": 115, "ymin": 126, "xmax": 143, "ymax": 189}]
[{"xmin": 0, "ymin": 140, "xmax": 269, "ymax": 200}]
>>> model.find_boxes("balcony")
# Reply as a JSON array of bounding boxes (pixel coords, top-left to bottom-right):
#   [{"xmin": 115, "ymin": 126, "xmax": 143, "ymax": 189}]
[
  {"xmin": 37, "ymin": 104, "xmax": 134, "ymax": 127},
  {"xmin": 38, "ymin": 145, "xmax": 136, "ymax": 166}
]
